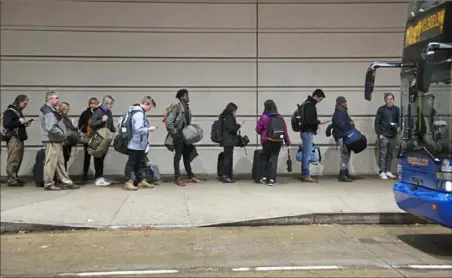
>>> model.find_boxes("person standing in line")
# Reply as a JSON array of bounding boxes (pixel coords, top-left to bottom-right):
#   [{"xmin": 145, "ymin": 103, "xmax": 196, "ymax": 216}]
[
  {"xmin": 331, "ymin": 96, "xmax": 355, "ymax": 182},
  {"xmin": 164, "ymin": 89, "xmax": 200, "ymax": 186},
  {"xmin": 2, "ymin": 95, "xmax": 31, "ymax": 186},
  {"xmin": 374, "ymin": 93, "xmax": 400, "ymax": 180},
  {"xmin": 78, "ymin": 97, "xmax": 99, "ymax": 181},
  {"xmin": 58, "ymin": 102, "xmax": 79, "ymax": 171},
  {"xmin": 90, "ymin": 95, "xmax": 116, "ymax": 186},
  {"xmin": 256, "ymin": 99, "xmax": 290, "ymax": 186},
  {"xmin": 300, "ymin": 89, "xmax": 327, "ymax": 182},
  {"xmin": 124, "ymin": 96, "xmax": 157, "ymax": 191},
  {"xmin": 219, "ymin": 102, "xmax": 241, "ymax": 183},
  {"xmin": 39, "ymin": 91, "xmax": 78, "ymax": 191}
]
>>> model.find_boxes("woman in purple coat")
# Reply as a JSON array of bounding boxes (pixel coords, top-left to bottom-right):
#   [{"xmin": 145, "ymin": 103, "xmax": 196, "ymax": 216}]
[{"xmin": 255, "ymin": 100, "xmax": 291, "ymax": 186}]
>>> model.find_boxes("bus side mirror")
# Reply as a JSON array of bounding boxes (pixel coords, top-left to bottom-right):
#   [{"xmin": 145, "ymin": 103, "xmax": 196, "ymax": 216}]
[
  {"xmin": 416, "ymin": 52, "xmax": 434, "ymax": 93},
  {"xmin": 364, "ymin": 67, "xmax": 376, "ymax": 101}
]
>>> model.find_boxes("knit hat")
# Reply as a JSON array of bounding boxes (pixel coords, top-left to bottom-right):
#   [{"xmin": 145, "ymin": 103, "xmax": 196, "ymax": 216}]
[{"xmin": 336, "ymin": 96, "xmax": 347, "ymax": 105}]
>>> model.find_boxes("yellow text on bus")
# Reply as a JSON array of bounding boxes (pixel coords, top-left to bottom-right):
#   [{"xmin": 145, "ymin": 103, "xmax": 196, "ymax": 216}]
[{"xmin": 405, "ymin": 9, "xmax": 445, "ymax": 47}]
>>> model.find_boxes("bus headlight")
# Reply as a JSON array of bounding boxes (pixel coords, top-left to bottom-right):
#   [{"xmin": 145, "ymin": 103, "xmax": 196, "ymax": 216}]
[{"xmin": 444, "ymin": 181, "xmax": 452, "ymax": 192}]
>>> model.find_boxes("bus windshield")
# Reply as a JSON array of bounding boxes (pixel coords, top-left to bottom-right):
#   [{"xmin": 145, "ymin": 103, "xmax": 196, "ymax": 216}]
[{"xmin": 403, "ymin": 62, "xmax": 452, "ymax": 157}]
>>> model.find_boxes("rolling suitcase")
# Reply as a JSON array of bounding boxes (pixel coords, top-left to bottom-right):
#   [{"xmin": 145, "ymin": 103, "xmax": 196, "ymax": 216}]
[
  {"xmin": 251, "ymin": 149, "xmax": 266, "ymax": 183},
  {"xmin": 33, "ymin": 148, "xmax": 45, "ymax": 187}
]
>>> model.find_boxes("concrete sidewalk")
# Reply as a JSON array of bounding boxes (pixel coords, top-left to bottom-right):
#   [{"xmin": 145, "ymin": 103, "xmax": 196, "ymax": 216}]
[{"xmin": 0, "ymin": 177, "xmax": 423, "ymax": 232}]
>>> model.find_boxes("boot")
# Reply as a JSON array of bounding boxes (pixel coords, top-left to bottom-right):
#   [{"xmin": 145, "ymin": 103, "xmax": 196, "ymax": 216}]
[
  {"xmin": 338, "ymin": 170, "xmax": 353, "ymax": 182},
  {"xmin": 124, "ymin": 180, "xmax": 138, "ymax": 191},
  {"xmin": 174, "ymin": 178, "xmax": 185, "ymax": 186},
  {"xmin": 345, "ymin": 169, "xmax": 356, "ymax": 180},
  {"xmin": 138, "ymin": 179, "xmax": 154, "ymax": 188}
]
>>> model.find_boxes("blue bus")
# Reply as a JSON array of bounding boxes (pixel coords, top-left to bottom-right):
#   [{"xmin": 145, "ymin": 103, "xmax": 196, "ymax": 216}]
[{"xmin": 364, "ymin": 0, "xmax": 452, "ymax": 228}]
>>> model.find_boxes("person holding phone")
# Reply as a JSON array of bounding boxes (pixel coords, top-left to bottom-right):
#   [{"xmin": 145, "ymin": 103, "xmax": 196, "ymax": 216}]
[
  {"xmin": 2, "ymin": 95, "xmax": 30, "ymax": 187},
  {"xmin": 219, "ymin": 102, "xmax": 241, "ymax": 183}
]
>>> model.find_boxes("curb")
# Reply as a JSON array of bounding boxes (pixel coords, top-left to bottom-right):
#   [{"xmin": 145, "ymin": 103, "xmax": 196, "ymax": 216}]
[
  {"xmin": 1, "ymin": 213, "xmax": 429, "ymax": 234},
  {"xmin": 206, "ymin": 213, "xmax": 430, "ymax": 227}
]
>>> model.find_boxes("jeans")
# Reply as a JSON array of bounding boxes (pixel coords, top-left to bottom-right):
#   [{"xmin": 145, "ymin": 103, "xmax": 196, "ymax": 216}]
[
  {"xmin": 337, "ymin": 138, "xmax": 351, "ymax": 171},
  {"xmin": 174, "ymin": 142, "xmax": 194, "ymax": 179},
  {"xmin": 125, "ymin": 149, "xmax": 146, "ymax": 182},
  {"xmin": 83, "ymin": 144, "xmax": 91, "ymax": 175},
  {"xmin": 262, "ymin": 142, "xmax": 282, "ymax": 181},
  {"xmin": 62, "ymin": 145, "xmax": 72, "ymax": 172},
  {"xmin": 94, "ymin": 151, "xmax": 107, "ymax": 179},
  {"xmin": 379, "ymin": 136, "xmax": 396, "ymax": 173},
  {"xmin": 300, "ymin": 132, "xmax": 314, "ymax": 177}
]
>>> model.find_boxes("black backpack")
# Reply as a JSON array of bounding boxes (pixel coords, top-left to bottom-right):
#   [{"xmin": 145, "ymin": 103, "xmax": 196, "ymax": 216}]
[
  {"xmin": 291, "ymin": 101, "xmax": 309, "ymax": 132},
  {"xmin": 113, "ymin": 109, "xmax": 145, "ymax": 155},
  {"xmin": 210, "ymin": 117, "xmax": 224, "ymax": 143},
  {"xmin": 267, "ymin": 115, "xmax": 285, "ymax": 142}
]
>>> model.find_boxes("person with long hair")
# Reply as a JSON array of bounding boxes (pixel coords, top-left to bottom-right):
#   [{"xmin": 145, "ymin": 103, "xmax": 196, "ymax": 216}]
[
  {"xmin": 219, "ymin": 102, "xmax": 241, "ymax": 183},
  {"xmin": 256, "ymin": 99, "xmax": 290, "ymax": 186},
  {"xmin": 2, "ymin": 94, "xmax": 30, "ymax": 186}
]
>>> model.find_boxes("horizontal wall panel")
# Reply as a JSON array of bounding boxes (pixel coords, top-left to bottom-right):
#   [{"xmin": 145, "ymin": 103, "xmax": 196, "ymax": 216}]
[
  {"xmin": 259, "ymin": 33, "xmax": 404, "ymax": 58},
  {"xmin": 0, "ymin": 146, "xmax": 385, "ymax": 177},
  {"xmin": 1, "ymin": 88, "xmax": 258, "ymax": 116},
  {"xmin": 257, "ymin": 88, "xmax": 400, "ymax": 116},
  {"xmin": 1, "ymin": 31, "xmax": 256, "ymax": 57},
  {"xmin": 258, "ymin": 3, "xmax": 408, "ymax": 30},
  {"xmin": 0, "ymin": 1, "xmax": 255, "ymax": 30},
  {"xmin": 12, "ymin": 116, "xmax": 258, "ymax": 147},
  {"xmin": 258, "ymin": 60, "xmax": 401, "ymax": 87},
  {"xmin": 0, "ymin": 60, "xmax": 256, "ymax": 87}
]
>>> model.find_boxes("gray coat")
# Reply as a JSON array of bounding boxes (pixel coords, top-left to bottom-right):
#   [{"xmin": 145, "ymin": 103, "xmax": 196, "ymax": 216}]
[
  {"xmin": 39, "ymin": 103, "xmax": 66, "ymax": 143},
  {"xmin": 164, "ymin": 102, "xmax": 192, "ymax": 151}
]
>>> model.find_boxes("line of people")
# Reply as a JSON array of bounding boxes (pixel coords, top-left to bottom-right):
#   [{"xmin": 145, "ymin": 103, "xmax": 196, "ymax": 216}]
[{"xmin": 1, "ymin": 89, "xmax": 400, "ymax": 189}]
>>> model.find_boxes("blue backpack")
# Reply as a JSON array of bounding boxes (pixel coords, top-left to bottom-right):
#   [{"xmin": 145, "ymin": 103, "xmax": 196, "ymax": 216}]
[
  {"xmin": 296, "ymin": 143, "xmax": 321, "ymax": 165},
  {"xmin": 343, "ymin": 128, "xmax": 362, "ymax": 145}
]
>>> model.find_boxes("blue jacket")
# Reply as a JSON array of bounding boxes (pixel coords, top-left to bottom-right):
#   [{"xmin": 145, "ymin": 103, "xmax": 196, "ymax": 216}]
[
  {"xmin": 332, "ymin": 107, "xmax": 353, "ymax": 139},
  {"xmin": 127, "ymin": 105, "xmax": 149, "ymax": 151}
]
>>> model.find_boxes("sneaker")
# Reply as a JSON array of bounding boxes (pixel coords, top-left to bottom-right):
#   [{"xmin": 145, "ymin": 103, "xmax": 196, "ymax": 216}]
[
  {"xmin": 268, "ymin": 179, "xmax": 275, "ymax": 186},
  {"xmin": 385, "ymin": 172, "xmax": 396, "ymax": 179},
  {"xmin": 95, "ymin": 177, "xmax": 111, "ymax": 187},
  {"xmin": 138, "ymin": 179, "xmax": 154, "ymax": 188},
  {"xmin": 379, "ymin": 172, "xmax": 388, "ymax": 180},
  {"xmin": 259, "ymin": 177, "xmax": 267, "ymax": 184},
  {"xmin": 124, "ymin": 180, "xmax": 138, "ymax": 191}
]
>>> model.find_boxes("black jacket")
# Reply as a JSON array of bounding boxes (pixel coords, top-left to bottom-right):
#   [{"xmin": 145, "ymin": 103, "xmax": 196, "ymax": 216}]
[
  {"xmin": 90, "ymin": 105, "xmax": 116, "ymax": 133},
  {"xmin": 78, "ymin": 108, "xmax": 93, "ymax": 133},
  {"xmin": 301, "ymin": 96, "xmax": 320, "ymax": 134},
  {"xmin": 220, "ymin": 113, "xmax": 240, "ymax": 147},
  {"xmin": 374, "ymin": 105, "xmax": 400, "ymax": 138},
  {"xmin": 2, "ymin": 105, "xmax": 28, "ymax": 141}
]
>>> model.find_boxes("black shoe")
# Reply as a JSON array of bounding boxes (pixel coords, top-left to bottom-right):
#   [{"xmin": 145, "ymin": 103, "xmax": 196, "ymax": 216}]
[
  {"xmin": 8, "ymin": 182, "xmax": 24, "ymax": 187},
  {"xmin": 268, "ymin": 179, "xmax": 275, "ymax": 186},
  {"xmin": 345, "ymin": 169, "xmax": 356, "ymax": 180},
  {"xmin": 338, "ymin": 170, "xmax": 353, "ymax": 182}
]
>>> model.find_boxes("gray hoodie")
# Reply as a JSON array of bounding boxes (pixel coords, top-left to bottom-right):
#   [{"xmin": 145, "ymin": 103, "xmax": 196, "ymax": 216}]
[{"xmin": 39, "ymin": 103, "xmax": 67, "ymax": 143}]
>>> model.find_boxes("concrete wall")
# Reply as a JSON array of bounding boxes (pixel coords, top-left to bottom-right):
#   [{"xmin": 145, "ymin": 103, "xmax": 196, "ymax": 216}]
[{"xmin": 0, "ymin": 0, "xmax": 409, "ymax": 177}]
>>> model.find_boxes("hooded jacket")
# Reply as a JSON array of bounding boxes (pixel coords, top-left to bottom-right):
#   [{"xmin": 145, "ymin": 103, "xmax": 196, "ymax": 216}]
[
  {"xmin": 256, "ymin": 110, "xmax": 290, "ymax": 145},
  {"xmin": 127, "ymin": 105, "xmax": 149, "ymax": 151},
  {"xmin": 332, "ymin": 105, "xmax": 353, "ymax": 139},
  {"xmin": 219, "ymin": 110, "xmax": 240, "ymax": 147}
]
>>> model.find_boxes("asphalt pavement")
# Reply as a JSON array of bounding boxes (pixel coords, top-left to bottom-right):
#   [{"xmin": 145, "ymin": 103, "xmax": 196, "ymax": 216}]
[{"xmin": 1, "ymin": 225, "xmax": 451, "ymax": 277}]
